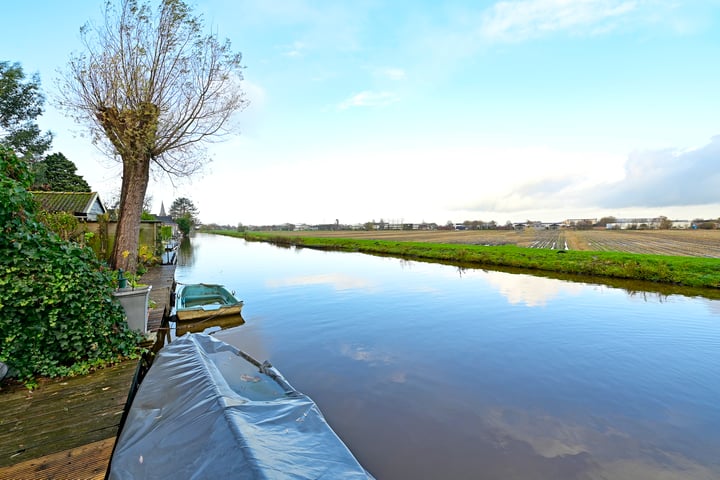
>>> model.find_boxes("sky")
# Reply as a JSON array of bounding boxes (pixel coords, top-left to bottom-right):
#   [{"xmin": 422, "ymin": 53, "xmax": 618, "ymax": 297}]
[{"xmin": 3, "ymin": 0, "xmax": 720, "ymax": 226}]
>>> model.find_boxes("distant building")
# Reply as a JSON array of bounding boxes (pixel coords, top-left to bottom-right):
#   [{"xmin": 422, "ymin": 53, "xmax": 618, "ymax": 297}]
[
  {"xmin": 671, "ymin": 220, "xmax": 691, "ymax": 229},
  {"xmin": 606, "ymin": 218, "xmax": 691, "ymax": 229},
  {"xmin": 153, "ymin": 201, "xmax": 179, "ymax": 237}
]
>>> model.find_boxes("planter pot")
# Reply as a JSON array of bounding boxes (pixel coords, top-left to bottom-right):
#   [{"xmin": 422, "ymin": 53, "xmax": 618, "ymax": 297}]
[{"xmin": 113, "ymin": 285, "xmax": 152, "ymax": 334}]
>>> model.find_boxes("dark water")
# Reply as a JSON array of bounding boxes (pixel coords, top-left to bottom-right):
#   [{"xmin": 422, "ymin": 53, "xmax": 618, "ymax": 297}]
[{"xmin": 176, "ymin": 233, "xmax": 720, "ymax": 479}]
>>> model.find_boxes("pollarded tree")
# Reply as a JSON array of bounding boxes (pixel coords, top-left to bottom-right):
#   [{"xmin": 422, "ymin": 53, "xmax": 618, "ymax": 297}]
[
  {"xmin": 57, "ymin": 0, "xmax": 248, "ymax": 272},
  {"xmin": 0, "ymin": 61, "xmax": 53, "ymax": 160},
  {"xmin": 31, "ymin": 152, "xmax": 91, "ymax": 192}
]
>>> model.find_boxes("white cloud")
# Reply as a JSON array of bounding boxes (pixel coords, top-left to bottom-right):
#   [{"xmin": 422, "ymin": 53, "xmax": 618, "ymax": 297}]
[
  {"xmin": 480, "ymin": 0, "xmax": 639, "ymax": 42},
  {"xmin": 375, "ymin": 67, "xmax": 406, "ymax": 81},
  {"xmin": 457, "ymin": 135, "xmax": 720, "ymax": 218},
  {"xmin": 234, "ymin": 79, "xmax": 266, "ymax": 136},
  {"xmin": 282, "ymin": 40, "xmax": 306, "ymax": 57},
  {"xmin": 591, "ymin": 135, "xmax": 720, "ymax": 209},
  {"xmin": 455, "ymin": 146, "xmax": 625, "ymax": 214},
  {"xmin": 338, "ymin": 91, "xmax": 400, "ymax": 109}
]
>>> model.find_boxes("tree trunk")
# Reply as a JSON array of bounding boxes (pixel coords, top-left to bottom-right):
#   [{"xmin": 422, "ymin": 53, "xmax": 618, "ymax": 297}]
[{"xmin": 111, "ymin": 155, "xmax": 150, "ymax": 273}]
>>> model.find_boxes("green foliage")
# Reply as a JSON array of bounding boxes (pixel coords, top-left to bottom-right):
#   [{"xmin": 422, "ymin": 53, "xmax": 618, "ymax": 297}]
[
  {"xmin": 136, "ymin": 244, "xmax": 157, "ymax": 275},
  {"xmin": 0, "ymin": 146, "xmax": 141, "ymax": 386},
  {"xmin": 176, "ymin": 214, "xmax": 192, "ymax": 236},
  {"xmin": 0, "ymin": 62, "xmax": 53, "ymax": 160},
  {"xmin": 160, "ymin": 225, "xmax": 173, "ymax": 240},
  {"xmin": 36, "ymin": 210, "xmax": 81, "ymax": 241},
  {"xmin": 31, "ymin": 152, "xmax": 91, "ymax": 191},
  {"xmin": 169, "ymin": 197, "xmax": 199, "ymax": 222}
]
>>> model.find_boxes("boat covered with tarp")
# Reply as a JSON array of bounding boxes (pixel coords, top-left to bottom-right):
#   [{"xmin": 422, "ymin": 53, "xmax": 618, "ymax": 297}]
[
  {"xmin": 107, "ymin": 333, "xmax": 374, "ymax": 479},
  {"xmin": 173, "ymin": 283, "xmax": 244, "ymax": 322}
]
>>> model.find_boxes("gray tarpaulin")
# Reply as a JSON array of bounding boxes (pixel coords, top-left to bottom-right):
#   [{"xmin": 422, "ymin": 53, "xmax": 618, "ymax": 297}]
[{"xmin": 108, "ymin": 333, "xmax": 374, "ymax": 479}]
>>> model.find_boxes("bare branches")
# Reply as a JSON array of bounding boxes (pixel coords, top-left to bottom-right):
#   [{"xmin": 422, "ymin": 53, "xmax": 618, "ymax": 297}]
[
  {"xmin": 56, "ymin": 0, "xmax": 248, "ymax": 271},
  {"xmin": 57, "ymin": 0, "xmax": 248, "ymax": 177}
]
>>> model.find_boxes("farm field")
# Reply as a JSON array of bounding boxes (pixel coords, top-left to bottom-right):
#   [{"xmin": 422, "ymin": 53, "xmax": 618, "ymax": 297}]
[{"xmin": 266, "ymin": 228, "xmax": 720, "ymax": 258}]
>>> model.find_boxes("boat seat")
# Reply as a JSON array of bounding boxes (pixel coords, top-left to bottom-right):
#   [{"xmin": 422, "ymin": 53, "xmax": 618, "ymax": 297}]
[{"xmin": 183, "ymin": 295, "xmax": 227, "ymax": 307}]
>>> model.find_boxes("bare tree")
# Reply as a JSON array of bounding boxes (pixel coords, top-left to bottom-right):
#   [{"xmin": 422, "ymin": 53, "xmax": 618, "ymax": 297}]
[{"xmin": 57, "ymin": 0, "xmax": 248, "ymax": 272}]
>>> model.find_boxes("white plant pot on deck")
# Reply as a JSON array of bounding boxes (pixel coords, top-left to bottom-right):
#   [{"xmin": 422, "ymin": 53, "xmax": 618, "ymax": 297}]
[{"xmin": 113, "ymin": 285, "xmax": 152, "ymax": 334}]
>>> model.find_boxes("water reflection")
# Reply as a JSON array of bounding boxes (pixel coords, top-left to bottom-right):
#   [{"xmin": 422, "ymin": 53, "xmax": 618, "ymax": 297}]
[
  {"xmin": 174, "ymin": 313, "xmax": 245, "ymax": 336},
  {"xmin": 484, "ymin": 270, "xmax": 586, "ymax": 306},
  {"xmin": 480, "ymin": 406, "xmax": 719, "ymax": 480},
  {"xmin": 177, "ymin": 236, "xmax": 195, "ymax": 267},
  {"xmin": 339, "ymin": 343, "xmax": 394, "ymax": 365},
  {"xmin": 266, "ymin": 273, "xmax": 376, "ymax": 292},
  {"xmin": 384, "ymin": 251, "xmax": 720, "ymax": 301},
  {"xmin": 181, "ymin": 234, "xmax": 720, "ymax": 479}
]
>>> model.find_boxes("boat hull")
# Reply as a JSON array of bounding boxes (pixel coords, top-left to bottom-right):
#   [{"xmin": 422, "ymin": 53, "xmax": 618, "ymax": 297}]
[
  {"xmin": 175, "ymin": 303, "xmax": 243, "ymax": 322},
  {"xmin": 174, "ymin": 283, "xmax": 244, "ymax": 323}
]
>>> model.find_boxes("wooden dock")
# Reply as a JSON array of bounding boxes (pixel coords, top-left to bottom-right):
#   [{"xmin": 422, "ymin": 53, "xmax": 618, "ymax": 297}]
[
  {"xmin": 141, "ymin": 263, "xmax": 177, "ymax": 333},
  {"xmin": 0, "ymin": 263, "xmax": 175, "ymax": 479}
]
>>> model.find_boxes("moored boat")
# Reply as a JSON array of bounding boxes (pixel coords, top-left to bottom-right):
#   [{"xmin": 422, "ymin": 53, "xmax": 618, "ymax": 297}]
[
  {"xmin": 107, "ymin": 333, "xmax": 374, "ymax": 479},
  {"xmin": 173, "ymin": 283, "xmax": 243, "ymax": 322}
]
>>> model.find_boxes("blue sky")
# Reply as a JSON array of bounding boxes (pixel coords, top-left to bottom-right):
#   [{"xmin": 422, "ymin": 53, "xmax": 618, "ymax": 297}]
[{"xmin": 3, "ymin": 0, "xmax": 720, "ymax": 225}]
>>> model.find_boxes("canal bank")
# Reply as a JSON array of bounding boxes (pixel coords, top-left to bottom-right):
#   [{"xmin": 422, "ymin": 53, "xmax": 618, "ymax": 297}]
[{"xmin": 0, "ymin": 263, "xmax": 175, "ymax": 479}]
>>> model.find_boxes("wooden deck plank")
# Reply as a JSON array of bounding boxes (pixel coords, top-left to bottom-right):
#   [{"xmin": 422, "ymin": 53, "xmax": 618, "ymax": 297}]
[
  {"xmin": 0, "ymin": 359, "xmax": 135, "ymax": 467},
  {"xmin": 0, "ymin": 437, "xmax": 115, "ymax": 480}
]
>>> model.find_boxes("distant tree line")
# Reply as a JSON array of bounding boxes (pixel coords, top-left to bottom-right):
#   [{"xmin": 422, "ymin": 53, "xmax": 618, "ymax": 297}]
[{"xmin": 234, "ymin": 215, "xmax": 719, "ymax": 233}]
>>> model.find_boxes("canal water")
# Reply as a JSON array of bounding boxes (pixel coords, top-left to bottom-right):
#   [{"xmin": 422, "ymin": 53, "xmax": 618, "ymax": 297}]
[{"xmin": 176, "ymin": 233, "xmax": 720, "ymax": 480}]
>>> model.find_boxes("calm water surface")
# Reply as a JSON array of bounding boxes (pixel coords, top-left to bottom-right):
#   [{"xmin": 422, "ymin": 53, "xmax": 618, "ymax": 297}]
[{"xmin": 176, "ymin": 233, "xmax": 720, "ymax": 479}]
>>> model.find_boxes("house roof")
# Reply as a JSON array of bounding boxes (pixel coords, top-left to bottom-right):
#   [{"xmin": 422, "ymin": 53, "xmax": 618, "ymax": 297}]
[
  {"xmin": 154, "ymin": 215, "xmax": 177, "ymax": 225},
  {"xmin": 30, "ymin": 191, "xmax": 106, "ymax": 218}
]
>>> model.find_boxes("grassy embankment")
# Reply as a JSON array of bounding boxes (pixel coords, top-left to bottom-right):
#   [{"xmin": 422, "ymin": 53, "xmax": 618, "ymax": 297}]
[{"xmin": 212, "ymin": 231, "xmax": 720, "ymax": 290}]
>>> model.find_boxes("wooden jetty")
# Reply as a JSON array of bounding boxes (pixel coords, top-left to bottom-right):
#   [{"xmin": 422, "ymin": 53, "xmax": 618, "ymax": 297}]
[
  {"xmin": 141, "ymin": 263, "xmax": 177, "ymax": 333},
  {"xmin": 0, "ymin": 263, "xmax": 176, "ymax": 479}
]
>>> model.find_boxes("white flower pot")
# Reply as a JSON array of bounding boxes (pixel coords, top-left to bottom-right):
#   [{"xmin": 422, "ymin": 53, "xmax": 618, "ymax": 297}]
[{"xmin": 113, "ymin": 285, "xmax": 152, "ymax": 333}]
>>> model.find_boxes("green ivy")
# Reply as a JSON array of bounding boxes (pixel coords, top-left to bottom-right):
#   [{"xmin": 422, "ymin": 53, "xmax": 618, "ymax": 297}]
[{"xmin": 0, "ymin": 146, "xmax": 141, "ymax": 386}]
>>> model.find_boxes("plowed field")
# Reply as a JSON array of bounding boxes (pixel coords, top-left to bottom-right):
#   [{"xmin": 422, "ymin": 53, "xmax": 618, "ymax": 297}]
[{"xmin": 280, "ymin": 229, "xmax": 720, "ymax": 258}]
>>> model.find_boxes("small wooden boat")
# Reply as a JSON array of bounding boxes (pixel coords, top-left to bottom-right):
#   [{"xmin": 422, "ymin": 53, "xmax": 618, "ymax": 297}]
[
  {"xmin": 107, "ymin": 333, "xmax": 374, "ymax": 479},
  {"xmin": 173, "ymin": 283, "xmax": 243, "ymax": 322}
]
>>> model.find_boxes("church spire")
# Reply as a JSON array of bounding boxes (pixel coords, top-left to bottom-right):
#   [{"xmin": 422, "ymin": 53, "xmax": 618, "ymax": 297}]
[{"xmin": 159, "ymin": 201, "xmax": 166, "ymax": 217}]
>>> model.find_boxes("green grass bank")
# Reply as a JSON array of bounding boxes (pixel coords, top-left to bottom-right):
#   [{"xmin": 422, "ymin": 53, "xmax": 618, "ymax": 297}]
[{"xmin": 211, "ymin": 231, "xmax": 720, "ymax": 291}]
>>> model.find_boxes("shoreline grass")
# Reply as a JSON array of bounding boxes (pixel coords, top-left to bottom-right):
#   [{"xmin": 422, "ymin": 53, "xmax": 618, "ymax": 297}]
[{"xmin": 210, "ymin": 230, "xmax": 720, "ymax": 293}]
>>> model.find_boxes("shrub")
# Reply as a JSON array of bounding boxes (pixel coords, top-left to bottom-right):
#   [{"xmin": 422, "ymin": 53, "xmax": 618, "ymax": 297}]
[
  {"xmin": 36, "ymin": 210, "xmax": 82, "ymax": 241},
  {"xmin": 0, "ymin": 146, "xmax": 141, "ymax": 386}
]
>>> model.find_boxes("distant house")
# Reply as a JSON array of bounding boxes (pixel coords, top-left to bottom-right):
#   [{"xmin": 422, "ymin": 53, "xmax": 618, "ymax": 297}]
[{"xmin": 31, "ymin": 191, "xmax": 107, "ymax": 221}]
